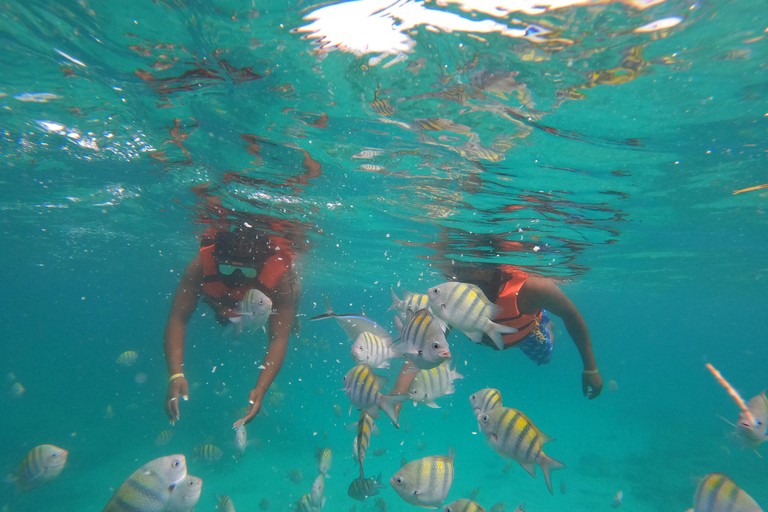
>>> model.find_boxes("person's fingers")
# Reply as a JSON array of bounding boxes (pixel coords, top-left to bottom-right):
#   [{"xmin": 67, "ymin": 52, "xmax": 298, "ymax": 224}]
[{"xmin": 180, "ymin": 380, "xmax": 189, "ymax": 401}]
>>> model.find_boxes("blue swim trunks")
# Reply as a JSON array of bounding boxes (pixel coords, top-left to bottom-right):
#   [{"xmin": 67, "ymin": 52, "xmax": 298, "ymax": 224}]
[{"xmin": 517, "ymin": 310, "xmax": 553, "ymax": 366}]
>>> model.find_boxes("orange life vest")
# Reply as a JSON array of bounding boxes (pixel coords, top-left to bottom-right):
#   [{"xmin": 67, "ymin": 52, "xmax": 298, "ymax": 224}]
[
  {"xmin": 494, "ymin": 269, "xmax": 542, "ymax": 348},
  {"xmin": 199, "ymin": 239, "xmax": 292, "ymax": 324}
]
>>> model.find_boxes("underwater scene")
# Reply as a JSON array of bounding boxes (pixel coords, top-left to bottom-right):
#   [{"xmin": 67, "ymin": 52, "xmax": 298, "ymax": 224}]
[{"xmin": 1, "ymin": 0, "xmax": 767, "ymax": 511}]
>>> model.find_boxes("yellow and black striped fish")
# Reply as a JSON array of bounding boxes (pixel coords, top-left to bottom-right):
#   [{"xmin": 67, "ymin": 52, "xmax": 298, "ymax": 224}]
[
  {"xmin": 390, "ymin": 448, "xmax": 455, "ymax": 509},
  {"xmin": 469, "ymin": 388, "xmax": 502, "ymax": 418},
  {"xmin": 216, "ymin": 494, "xmax": 235, "ymax": 512},
  {"xmin": 8, "ymin": 444, "xmax": 68, "ymax": 492},
  {"xmin": 317, "ymin": 447, "xmax": 332, "ymax": 477},
  {"xmin": 444, "ymin": 499, "xmax": 487, "ymax": 512},
  {"xmin": 408, "ymin": 360, "xmax": 464, "ymax": 408},
  {"xmin": 193, "ymin": 444, "xmax": 223, "ymax": 463},
  {"xmin": 690, "ymin": 473, "xmax": 763, "ymax": 512},
  {"xmin": 348, "ymin": 473, "xmax": 386, "ymax": 502},
  {"xmin": 389, "ymin": 289, "xmax": 430, "ymax": 322},
  {"xmin": 427, "ymin": 282, "xmax": 516, "ymax": 350},
  {"xmin": 369, "ymin": 98, "xmax": 395, "ymax": 116},
  {"xmin": 355, "ymin": 411, "xmax": 375, "ymax": 477},
  {"xmin": 479, "ymin": 406, "xmax": 565, "ymax": 494},
  {"xmin": 351, "ymin": 331, "xmax": 401, "ymax": 369},
  {"xmin": 102, "ymin": 455, "xmax": 187, "ymax": 512},
  {"xmin": 395, "ymin": 309, "xmax": 451, "ymax": 372},
  {"xmin": 342, "ymin": 364, "xmax": 406, "ymax": 427}
]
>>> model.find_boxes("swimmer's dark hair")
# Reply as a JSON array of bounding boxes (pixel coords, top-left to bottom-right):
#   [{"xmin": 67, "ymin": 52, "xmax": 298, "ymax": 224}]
[{"xmin": 212, "ymin": 228, "xmax": 271, "ymax": 265}]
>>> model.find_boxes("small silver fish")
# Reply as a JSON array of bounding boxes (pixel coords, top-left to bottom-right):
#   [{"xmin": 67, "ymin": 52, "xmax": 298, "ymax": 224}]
[
  {"xmin": 390, "ymin": 448, "xmax": 455, "ymax": 509},
  {"xmin": 310, "ymin": 296, "xmax": 392, "ymax": 341},
  {"xmin": 233, "ymin": 288, "xmax": 274, "ymax": 333},
  {"xmin": 234, "ymin": 424, "xmax": 247, "ymax": 458}
]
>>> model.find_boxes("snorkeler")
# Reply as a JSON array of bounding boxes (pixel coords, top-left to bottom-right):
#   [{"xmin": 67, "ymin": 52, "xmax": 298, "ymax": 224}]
[
  {"xmin": 162, "ymin": 226, "xmax": 301, "ymax": 428},
  {"xmin": 389, "ymin": 264, "xmax": 602, "ymax": 419}
]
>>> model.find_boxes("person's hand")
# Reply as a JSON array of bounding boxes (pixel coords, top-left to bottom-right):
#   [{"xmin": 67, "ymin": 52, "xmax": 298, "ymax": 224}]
[
  {"xmin": 582, "ymin": 370, "xmax": 603, "ymax": 399},
  {"xmin": 233, "ymin": 389, "xmax": 263, "ymax": 429},
  {"xmin": 165, "ymin": 376, "xmax": 189, "ymax": 425}
]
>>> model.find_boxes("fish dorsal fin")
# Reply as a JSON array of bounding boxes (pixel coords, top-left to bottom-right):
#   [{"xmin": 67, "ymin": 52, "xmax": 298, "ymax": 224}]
[
  {"xmin": 446, "ymin": 446, "xmax": 455, "ymax": 459},
  {"xmin": 374, "ymin": 374, "xmax": 388, "ymax": 389},
  {"xmin": 394, "ymin": 315, "xmax": 404, "ymax": 334},
  {"xmin": 323, "ymin": 295, "xmax": 335, "ymax": 316}
]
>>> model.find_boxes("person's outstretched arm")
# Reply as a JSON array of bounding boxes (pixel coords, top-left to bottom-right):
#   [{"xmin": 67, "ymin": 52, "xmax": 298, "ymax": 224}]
[
  {"xmin": 163, "ymin": 255, "xmax": 203, "ymax": 423},
  {"xmin": 518, "ymin": 276, "xmax": 603, "ymax": 399},
  {"xmin": 234, "ymin": 271, "xmax": 296, "ymax": 428}
]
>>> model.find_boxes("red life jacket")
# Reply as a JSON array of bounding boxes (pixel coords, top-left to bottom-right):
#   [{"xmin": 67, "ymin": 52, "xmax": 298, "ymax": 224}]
[
  {"xmin": 199, "ymin": 238, "xmax": 293, "ymax": 324},
  {"xmin": 494, "ymin": 269, "xmax": 542, "ymax": 348}
]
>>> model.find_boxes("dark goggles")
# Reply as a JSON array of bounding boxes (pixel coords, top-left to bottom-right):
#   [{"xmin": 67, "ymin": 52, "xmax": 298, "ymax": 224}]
[{"xmin": 218, "ymin": 264, "xmax": 258, "ymax": 279}]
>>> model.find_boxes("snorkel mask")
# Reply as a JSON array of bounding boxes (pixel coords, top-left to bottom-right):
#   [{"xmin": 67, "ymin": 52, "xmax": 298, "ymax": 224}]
[{"xmin": 212, "ymin": 229, "xmax": 267, "ymax": 287}]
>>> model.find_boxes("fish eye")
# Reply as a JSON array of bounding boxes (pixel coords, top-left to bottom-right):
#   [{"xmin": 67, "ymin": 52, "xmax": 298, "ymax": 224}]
[
  {"xmin": 432, "ymin": 342, "xmax": 440, "ymax": 349},
  {"xmin": 482, "ymin": 415, "xmax": 489, "ymax": 422},
  {"xmin": 396, "ymin": 477, "xmax": 403, "ymax": 484},
  {"xmin": 418, "ymin": 350, "xmax": 423, "ymax": 355},
  {"xmin": 173, "ymin": 460, "xmax": 180, "ymax": 468},
  {"xmin": 470, "ymin": 394, "xmax": 476, "ymax": 400}
]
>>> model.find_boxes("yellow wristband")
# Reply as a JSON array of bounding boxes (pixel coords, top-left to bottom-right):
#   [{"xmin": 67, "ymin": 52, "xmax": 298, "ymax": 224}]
[
  {"xmin": 582, "ymin": 369, "xmax": 599, "ymax": 375},
  {"xmin": 169, "ymin": 373, "xmax": 185, "ymax": 382}
]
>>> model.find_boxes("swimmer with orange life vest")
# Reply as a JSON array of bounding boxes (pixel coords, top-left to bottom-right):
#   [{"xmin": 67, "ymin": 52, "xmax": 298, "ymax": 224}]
[
  {"xmin": 389, "ymin": 264, "xmax": 602, "ymax": 420},
  {"xmin": 163, "ymin": 226, "xmax": 302, "ymax": 428}
]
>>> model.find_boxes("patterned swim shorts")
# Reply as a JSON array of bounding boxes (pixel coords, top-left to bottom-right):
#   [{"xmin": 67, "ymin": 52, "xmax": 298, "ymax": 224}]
[{"xmin": 517, "ymin": 310, "xmax": 553, "ymax": 365}]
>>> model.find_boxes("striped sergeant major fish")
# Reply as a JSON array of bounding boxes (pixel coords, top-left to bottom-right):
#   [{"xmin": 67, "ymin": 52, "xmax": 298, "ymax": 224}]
[
  {"xmin": 469, "ymin": 388, "xmax": 503, "ymax": 418},
  {"xmin": 355, "ymin": 411, "xmax": 375, "ymax": 477},
  {"xmin": 102, "ymin": 455, "xmax": 187, "ymax": 512},
  {"xmin": 193, "ymin": 444, "xmax": 223, "ymax": 463},
  {"xmin": 443, "ymin": 499, "xmax": 487, "ymax": 512},
  {"xmin": 216, "ymin": 494, "xmax": 236, "ymax": 512},
  {"xmin": 408, "ymin": 360, "xmax": 464, "ymax": 408},
  {"xmin": 310, "ymin": 473, "xmax": 326, "ymax": 509},
  {"xmin": 348, "ymin": 473, "xmax": 386, "ymax": 502},
  {"xmin": 394, "ymin": 309, "xmax": 452, "ymax": 373},
  {"xmin": 309, "ymin": 295, "xmax": 392, "ymax": 342},
  {"xmin": 478, "ymin": 406, "xmax": 565, "ymax": 494},
  {"xmin": 389, "ymin": 288, "xmax": 430, "ymax": 322},
  {"xmin": 6, "ymin": 444, "xmax": 68, "ymax": 492},
  {"xmin": 316, "ymin": 447, "xmax": 332, "ymax": 478},
  {"xmin": 168, "ymin": 475, "xmax": 202, "ymax": 512},
  {"xmin": 390, "ymin": 448, "xmax": 455, "ymax": 509},
  {"xmin": 343, "ymin": 364, "xmax": 407, "ymax": 428},
  {"xmin": 427, "ymin": 281, "xmax": 517, "ymax": 350},
  {"xmin": 686, "ymin": 473, "xmax": 763, "ymax": 512},
  {"xmin": 351, "ymin": 331, "xmax": 402, "ymax": 369}
]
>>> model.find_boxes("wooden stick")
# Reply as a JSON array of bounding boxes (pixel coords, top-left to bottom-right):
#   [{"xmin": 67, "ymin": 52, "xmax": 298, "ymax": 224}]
[{"xmin": 705, "ymin": 363, "xmax": 757, "ymax": 425}]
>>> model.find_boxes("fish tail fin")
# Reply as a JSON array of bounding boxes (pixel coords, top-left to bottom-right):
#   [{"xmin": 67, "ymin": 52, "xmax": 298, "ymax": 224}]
[
  {"xmin": 388, "ymin": 288, "xmax": 401, "ymax": 311},
  {"xmin": 487, "ymin": 321, "xmax": 518, "ymax": 350},
  {"xmin": 540, "ymin": 455, "xmax": 566, "ymax": 495},
  {"xmin": 379, "ymin": 394, "xmax": 408, "ymax": 428}
]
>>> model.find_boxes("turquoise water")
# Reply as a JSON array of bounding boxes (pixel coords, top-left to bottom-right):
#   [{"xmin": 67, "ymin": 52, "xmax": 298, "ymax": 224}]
[{"xmin": 1, "ymin": 0, "xmax": 766, "ymax": 510}]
